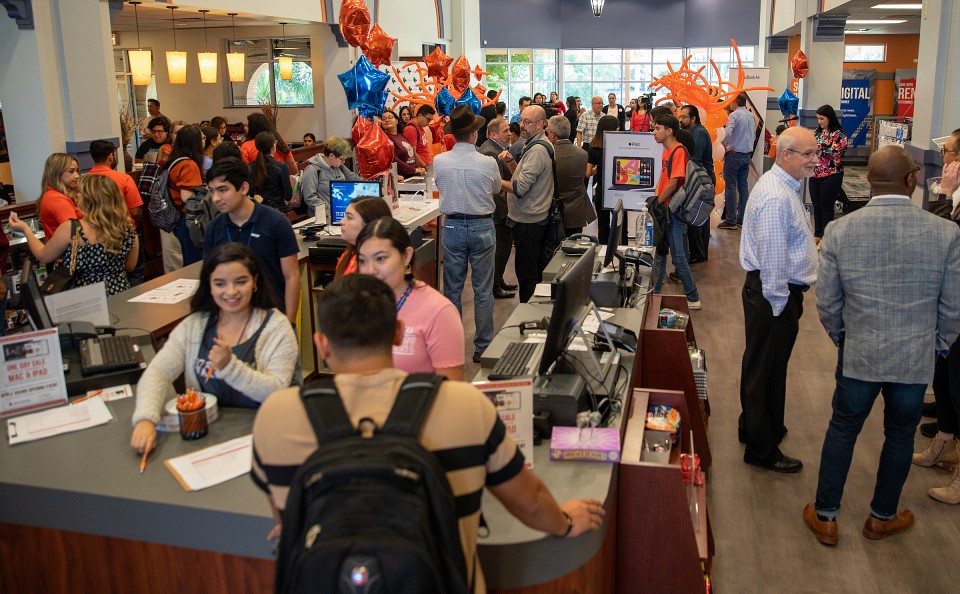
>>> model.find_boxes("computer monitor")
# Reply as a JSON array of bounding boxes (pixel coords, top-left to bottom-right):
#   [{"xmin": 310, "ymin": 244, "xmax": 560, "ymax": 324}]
[
  {"xmin": 539, "ymin": 245, "xmax": 596, "ymax": 375},
  {"xmin": 602, "ymin": 199, "xmax": 625, "ymax": 269},
  {"xmin": 329, "ymin": 181, "xmax": 383, "ymax": 224},
  {"xmin": 19, "ymin": 259, "xmax": 54, "ymax": 331}
]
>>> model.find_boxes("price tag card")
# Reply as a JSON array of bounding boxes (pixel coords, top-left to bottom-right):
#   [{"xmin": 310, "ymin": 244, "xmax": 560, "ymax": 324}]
[
  {"xmin": 473, "ymin": 379, "xmax": 535, "ymax": 469},
  {"xmin": 1, "ymin": 328, "xmax": 69, "ymax": 418}
]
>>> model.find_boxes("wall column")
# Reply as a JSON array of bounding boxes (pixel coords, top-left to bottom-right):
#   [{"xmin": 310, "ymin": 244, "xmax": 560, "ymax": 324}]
[{"xmin": 797, "ymin": 16, "xmax": 844, "ymax": 128}]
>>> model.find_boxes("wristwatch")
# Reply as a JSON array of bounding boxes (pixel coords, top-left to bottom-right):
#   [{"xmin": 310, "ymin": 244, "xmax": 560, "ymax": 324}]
[{"xmin": 559, "ymin": 511, "xmax": 574, "ymax": 537}]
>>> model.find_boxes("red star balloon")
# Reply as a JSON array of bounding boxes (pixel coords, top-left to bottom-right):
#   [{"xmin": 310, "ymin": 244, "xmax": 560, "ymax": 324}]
[
  {"xmin": 339, "ymin": 0, "xmax": 371, "ymax": 48},
  {"xmin": 424, "ymin": 47, "xmax": 453, "ymax": 81},
  {"xmin": 352, "ymin": 115, "xmax": 373, "ymax": 145},
  {"xmin": 472, "ymin": 65, "xmax": 485, "ymax": 82},
  {"xmin": 450, "ymin": 55, "xmax": 472, "ymax": 94},
  {"xmin": 791, "ymin": 50, "xmax": 809, "ymax": 79},
  {"xmin": 363, "ymin": 24, "xmax": 396, "ymax": 68},
  {"xmin": 356, "ymin": 123, "xmax": 394, "ymax": 179}
]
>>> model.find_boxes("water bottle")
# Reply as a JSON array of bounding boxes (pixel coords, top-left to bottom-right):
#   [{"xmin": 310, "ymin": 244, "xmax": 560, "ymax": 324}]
[{"xmin": 635, "ymin": 208, "xmax": 653, "ymax": 247}]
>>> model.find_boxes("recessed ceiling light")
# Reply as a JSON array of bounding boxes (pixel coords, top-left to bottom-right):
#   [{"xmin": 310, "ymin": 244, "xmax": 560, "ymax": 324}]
[
  {"xmin": 871, "ymin": 3, "xmax": 922, "ymax": 9},
  {"xmin": 846, "ymin": 18, "xmax": 908, "ymax": 24}
]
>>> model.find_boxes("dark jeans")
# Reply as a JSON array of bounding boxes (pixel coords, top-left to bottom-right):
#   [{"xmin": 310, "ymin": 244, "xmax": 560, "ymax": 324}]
[
  {"xmin": 932, "ymin": 335, "xmax": 960, "ymax": 434},
  {"xmin": 494, "ymin": 222, "xmax": 512, "ymax": 288},
  {"xmin": 173, "ymin": 217, "xmax": 203, "ymax": 266},
  {"xmin": 815, "ymin": 346, "xmax": 927, "ymax": 520},
  {"xmin": 739, "ymin": 271, "xmax": 804, "ymax": 461},
  {"xmin": 723, "ymin": 151, "xmax": 751, "ymax": 225},
  {"xmin": 512, "ymin": 221, "xmax": 548, "ymax": 303},
  {"xmin": 809, "ymin": 172, "xmax": 843, "ymax": 238}
]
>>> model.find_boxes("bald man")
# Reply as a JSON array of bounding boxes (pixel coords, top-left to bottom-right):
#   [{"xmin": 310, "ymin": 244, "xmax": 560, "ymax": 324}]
[
  {"xmin": 738, "ymin": 126, "xmax": 819, "ymax": 474},
  {"xmin": 804, "ymin": 145, "xmax": 960, "ymax": 546}
]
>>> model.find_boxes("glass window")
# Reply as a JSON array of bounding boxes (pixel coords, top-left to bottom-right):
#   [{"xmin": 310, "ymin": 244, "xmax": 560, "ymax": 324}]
[
  {"xmin": 653, "ymin": 48, "xmax": 683, "ymax": 63},
  {"xmin": 227, "ymin": 37, "xmax": 313, "ymax": 107},
  {"xmin": 593, "ymin": 49, "xmax": 622, "ymax": 63},
  {"xmin": 564, "ymin": 50, "xmax": 592, "ymax": 63},
  {"xmin": 534, "ymin": 64, "xmax": 557, "ymax": 81},
  {"xmin": 844, "ymin": 44, "xmax": 886, "ymax": 62},
  {"xmin": 626, "ymin": 49, "xmax": 652, "ymax": 62},
  {"xmin": 563, "ymin": 64, "xmax": 591, "ymax": 82},
  {"xmin": 593, "ymin": 64, "xmax": 622, "ymax": 81},
  {"xmin": 485, "ymin": 49, "xmax": 508, "ymax": 63},
  {"xmin": 511, "ymin": 64, "xmax": 532, "ymax": 81},
  {"xmin": 534, "ymin": 49, "xmax": 557, "ymax": 63},
  {"xmin": 510, "ymin": 49, "xmax": 532, "ymax": 62},
  {"xmin": 563, "ymin": 82, "xmax": 592, "ymax": 102}
]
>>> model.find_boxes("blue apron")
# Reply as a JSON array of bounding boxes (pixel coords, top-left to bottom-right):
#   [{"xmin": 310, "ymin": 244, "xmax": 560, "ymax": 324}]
[{"xmin": 195, "ymin": 309, "xmax": 274, "ymax": 408}]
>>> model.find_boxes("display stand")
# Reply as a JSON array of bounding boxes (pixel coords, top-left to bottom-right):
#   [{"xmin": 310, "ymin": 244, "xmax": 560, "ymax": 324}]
[
  {"xmin": 616, "ymin": 388, "xmax": 713, "ymax": 593},
  {"xmin": 633, "ymin": 294, "xmax": 711, "ymax": 469}
]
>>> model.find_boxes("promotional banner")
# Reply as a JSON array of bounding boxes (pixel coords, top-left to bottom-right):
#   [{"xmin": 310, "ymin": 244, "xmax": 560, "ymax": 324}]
[
  {"xmin": 741, "ymin": 68, "xmax": 770, "ymax": 176},
  {"xmin": 896, "ymin": 78, "xmax": 915, "ymax": 118},
  {"xmin": 840, "ymin": 79, "xmax": 872, "ymax": 147},
  {"xmin": 601, "ymin": 131, "xmax": 661, "ymax": 210}
]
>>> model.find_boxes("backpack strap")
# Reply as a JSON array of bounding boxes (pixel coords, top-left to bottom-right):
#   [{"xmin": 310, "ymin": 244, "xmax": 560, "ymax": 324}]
[
  {"xmin": 300, "ymin": 379, "xmax": 357, "ymax": 444},
  {"xmin": 382, "ymin": 373, "xmax": 445, "ymax": 438},
  {"xmin": 526, "ymin": 139, "xmax": 559, "ymax": 200}
]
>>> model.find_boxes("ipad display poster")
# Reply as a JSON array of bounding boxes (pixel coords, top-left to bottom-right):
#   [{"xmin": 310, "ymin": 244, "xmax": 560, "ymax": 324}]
[
  {"xmin": 1, "ymin": 328, "xmax": 68, "ymax": 418},
  {"xmin": 601, "ymin": 132, "xmax": 661, "ymax": 210}
]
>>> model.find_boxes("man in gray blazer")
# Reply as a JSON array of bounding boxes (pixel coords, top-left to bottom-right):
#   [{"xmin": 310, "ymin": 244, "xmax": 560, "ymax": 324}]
[
  {"xmin": 546, "ymin": 115, "xmax": 597, "ymax": 236},
  {"xmin": 479, "ymin": 116, "xmax": 517, "ymax": 299},
  {"xmin": 804, "ymin": 146, "xmax": 960, "ymax": 546}
]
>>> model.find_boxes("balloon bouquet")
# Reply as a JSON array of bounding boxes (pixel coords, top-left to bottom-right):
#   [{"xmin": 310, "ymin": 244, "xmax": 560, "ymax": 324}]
[
  {"xmin": 778, "ymin": 50, "xmax": 808, "ymax": 126},
  {"xmin": 336, "ymin": 0, "xmax": 501, "ymax": 178},
  {"xmin": 648, "ymin": 39, "xmax": 774, "ymax": 195}
]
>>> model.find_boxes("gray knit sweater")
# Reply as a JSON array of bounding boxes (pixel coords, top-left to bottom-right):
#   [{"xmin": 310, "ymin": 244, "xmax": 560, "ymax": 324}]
[{"xmin": 131, "ymin": 308, "xmax": 298, "ymax": 425}]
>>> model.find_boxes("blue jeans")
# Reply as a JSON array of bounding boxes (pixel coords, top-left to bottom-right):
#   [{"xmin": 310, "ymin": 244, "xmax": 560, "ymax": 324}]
[
  {"xmin": 442, "ymin": 217, "xmax": 495, "ymax": 352},
  {"xmin": 174, "ymin": 217, "xmax": 203, "ymax": 267},
  {"xmin": 723, "ymin": 151, "xmax": 751, "ymax": 225},
  {"xmin": 654, "ymin": 212, "xmax": 699, "ymax": 302},
  {"xmin": 815, "ymin": 347, "xmax": 926, "ymax": 520}
]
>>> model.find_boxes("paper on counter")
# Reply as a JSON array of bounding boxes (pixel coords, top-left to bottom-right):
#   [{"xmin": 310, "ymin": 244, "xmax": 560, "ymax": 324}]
[
  {"xmin": 44, "ymin": 282, "xmax": 109, "ymax": 326},
  {"xmin": 581, "ymin": 309, "xmax": 616, "ymax": 335},
  {"xmin": 533, "ymin": 283, "xmax": 552, "ymax": 297},
  {"xmin": 165, "ymin": 435, "xmax": 253, "ymax": 492},
  {"xmin": 7, "ymin": 396, "xmax": 113, "ymax": 445},
  {"xmin": 128, "ymin": 279, "xmax": 199, "ymax": 304},
  {"xmin": 86, "ymin": 384, "xmax": 133, "ymax": 402}
]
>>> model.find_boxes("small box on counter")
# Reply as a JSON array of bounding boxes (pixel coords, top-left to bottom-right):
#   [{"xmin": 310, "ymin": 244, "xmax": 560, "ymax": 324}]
[{"xmin": 549, "ymin": 426, "xmax": 621, "ymax": 463}]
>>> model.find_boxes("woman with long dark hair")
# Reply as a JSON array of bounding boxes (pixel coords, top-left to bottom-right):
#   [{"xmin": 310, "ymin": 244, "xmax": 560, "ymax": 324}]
[
  {"xmin": 248, "ymin": 131, "xmax": 292, "ymax": 211},
  {"xmin": 585, "ymin": 115, "xmax": 623, "ymax": 243},
  {"xmin": 164, "ymin": 124, "xmax": 205, "ymax": 266},
  {"xmin": 201, "ymin": 125, "xmax": 221, "ymax": 175},
  {"xmin": 356, "ymin": 217, "xmax": 464, "ymax": 379},
  {"xmin": 334, "ymin": 196, "xmax": 394, "ymax": 278},
  {"xmin": 379, "ymin": 109, "xmax": 424, "ymax": 178},
  {"xmin": 564, "ymin": 96, "xmax": 579, "ymax": 142},
  {"xmin": 810, "ymin": 104, "xmax": 848, "ymax": 242},
  {"xmin": 398, "ymin": 105, "xmax": 414, "ymax": 128},
  {"xmin": 241, "ymin": 113, "xmax": 297, "ymax": 175},
  {"xmin": 130, "ymin": 243, "xmax": 298, "ymax": 456}
]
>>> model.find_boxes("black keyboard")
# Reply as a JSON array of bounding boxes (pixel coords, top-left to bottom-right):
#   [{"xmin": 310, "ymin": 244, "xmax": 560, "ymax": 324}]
[
  {"xmin": 314, "ymin": 235, "xmax": 347, "ymax": 247},
  {"xmin": 488, "ymin": 342, "xmax": 539, "ymax": 379},
  {"xmin": 79, "ymin": 335, "xmax": 141, "ymax": 375}
]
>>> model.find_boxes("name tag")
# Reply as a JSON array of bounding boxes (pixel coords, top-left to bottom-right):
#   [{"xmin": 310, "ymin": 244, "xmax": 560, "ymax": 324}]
[{"xmin": 251, "ymin": 233, "xmax": 260, "ymax": 238}]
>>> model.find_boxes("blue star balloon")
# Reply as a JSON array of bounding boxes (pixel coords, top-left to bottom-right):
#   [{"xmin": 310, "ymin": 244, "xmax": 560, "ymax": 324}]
[
  {"xmin": 778, "ymin": 88, "xmax": 799, "ymax": 118},
  {"xmin": 454, "ymin": 88, "xmax": 482, "ymax": 115},
  {"xmin": 338, "ymin": 55, "xmax": 391, "ymax": 117},
  {"xmin": 434, "ymin": 87, "xmax": 456, "ymax": 117}
]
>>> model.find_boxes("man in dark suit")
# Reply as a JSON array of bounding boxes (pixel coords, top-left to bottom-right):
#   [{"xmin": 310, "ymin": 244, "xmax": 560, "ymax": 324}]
[
  {"xmin": 546, "ymin": 115, "xmax": 596, "ymax": 236},
  {"xmin": 476, "ymin": 89, "xmax": 499, "ymax": 147},
  {"xmin": 804, "ymin": 145, "xmax": 960, "ymax": 546},
  {"xmin": 479, "ymin": 116, "xmax": 517, "ymax": 299}
]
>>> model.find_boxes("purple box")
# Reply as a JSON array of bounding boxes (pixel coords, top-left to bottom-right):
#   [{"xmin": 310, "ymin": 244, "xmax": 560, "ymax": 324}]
[{"xmin": 549, "ymin": 426, "xmax": 621, "ymax": 463}]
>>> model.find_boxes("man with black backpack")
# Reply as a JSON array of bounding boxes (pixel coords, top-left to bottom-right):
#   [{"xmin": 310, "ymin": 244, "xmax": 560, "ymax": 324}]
[{"xmin": 251, "ymin": 275, "xmax": 604, "ymax": 593}]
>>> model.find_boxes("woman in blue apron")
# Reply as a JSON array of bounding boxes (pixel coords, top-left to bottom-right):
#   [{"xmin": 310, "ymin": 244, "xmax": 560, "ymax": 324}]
[{"xmin": 130, "ymin": 243, "xmax": 299, "ymax": 455}]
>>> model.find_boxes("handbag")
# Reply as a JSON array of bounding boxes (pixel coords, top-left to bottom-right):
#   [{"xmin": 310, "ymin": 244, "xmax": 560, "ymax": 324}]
[{"xmin": 40, "ymin": 220, "xmax": 82, "ymax": 295}]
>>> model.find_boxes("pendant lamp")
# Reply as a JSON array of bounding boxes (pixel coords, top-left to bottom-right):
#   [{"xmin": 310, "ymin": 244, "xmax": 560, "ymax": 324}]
[
  {"xmin": 197, "ymin": 10, "xmax": 217, "ymax": 83},
  {"xmin": 278, "ymin": 22, "xmax": 293, "ymax": 81},
  {"xmin": 590, "ymin": 0, "xmax": 604, "ymax": 17},
  {"xmin": 127, "ymin": 2, "xmax": 152, "ymax": 86},
  {"xmin": 226, "ymin": 13, "xmax": 245, "ymax": 83},
  {"xmin": 165, "ymin": 5, "xmax": 187, "ymax": 84}
]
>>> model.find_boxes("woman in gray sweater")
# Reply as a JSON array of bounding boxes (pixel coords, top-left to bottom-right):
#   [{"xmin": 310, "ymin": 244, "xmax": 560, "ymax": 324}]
[
  {"xmin": 130, "ymin": 243, "xmax": 298, "ymax": 455},
  {"xmin": 300, "ymin": 136, "xmax": 361, "ymax": 221}
]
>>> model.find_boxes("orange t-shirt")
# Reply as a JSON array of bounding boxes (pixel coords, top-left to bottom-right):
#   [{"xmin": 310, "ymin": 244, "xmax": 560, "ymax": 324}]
[
  {"xmin": 335, "ymin": 251, "xmax": 357, "ymax": 277},
  {"xmin": 168, "ymin": 160, "xmax": 203, "ymax": 208},
  {"xmin": 39, "ymin": 188, "xmax": 82, "ymax": 238},
  {"xmin": 87, "ymin": 165, "xmax": 144, "ymax": 213},
  {"xmin": 657, "ymin": 144, "xmax": 687, "ymax": 203},
  {"xmin": 241, "ymin": 140, "xmax": 294, "ymax": 166}
]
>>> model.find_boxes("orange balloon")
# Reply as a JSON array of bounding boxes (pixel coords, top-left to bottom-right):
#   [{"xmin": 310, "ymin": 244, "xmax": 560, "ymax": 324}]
[
  {"xmin": 714, "ymin": 176, "xmax": 725, "ymax": 195},
  {"xmin": 424, "ymin": 47, "xmax": 453, "ymax": 81},
  {"xmin": 356, "ymin": 122, "xmax": 393, "ymax": 179},
  {"xmin": 339, "ymin": 0, "xmax": 371, "ymax": 48},
  {"xmin": 472, "ymin": 65, "xmax": 485, "ymax": 82},
  {"xmin": 706, "ymin": 109, "xmax": 728, "ymax": 130},
  {"xmin": 362, "ymin": 24, "xmax": 396, "ymax": 68},
  {"xmin": 450, "ymin": 55, "xmax": 472, "ymax": 94},
  {"xmin": 708, "ymin": 126, "xmax": 717, "ymax": 143},
  {"xmin": 791, "ymin": 51, "xmax": 809, "ymax": 79},
  {"xmin": 352, "ymin": 115, "xmax": 373, "ymax": 145}
]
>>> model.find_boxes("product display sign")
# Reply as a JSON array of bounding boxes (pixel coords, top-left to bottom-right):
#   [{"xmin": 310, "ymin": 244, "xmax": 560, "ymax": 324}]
[
  {"xmin": 740, "ymin": 68, "xmax": 770, "ymax": 175},
  {"xmin": 896, "ymin": 78, "xmax": 915, "ymax": 118},
  {"xmin": 0, "ymin": 328, "xmax": 68, "ymax": 418},
  {"xmin": 601, "ymin": 131, "xmax": 661, "ymax": 210},
  {"xmin": 473, "ymin": 378, "xmax": 534, "ymax": 469},
  {"xmin": 841, "ymin": 79, "xmax": 872, "ymax": 147}
]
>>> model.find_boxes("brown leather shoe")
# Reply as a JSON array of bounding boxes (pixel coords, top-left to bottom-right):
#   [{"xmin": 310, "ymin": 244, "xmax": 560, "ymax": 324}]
[
  {"xmin": 803, "ymin": 503, "xmax": 838, "ymax": 546},
  {"xmin": 862, "ymin": 509, "xmax": 914, "ymax": 540}
]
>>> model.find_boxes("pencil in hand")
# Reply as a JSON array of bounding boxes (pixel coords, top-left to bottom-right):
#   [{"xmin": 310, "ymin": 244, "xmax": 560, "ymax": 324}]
[{"xmin": 139, "ymin": 449, "xmax": 149, "ymax": 474}]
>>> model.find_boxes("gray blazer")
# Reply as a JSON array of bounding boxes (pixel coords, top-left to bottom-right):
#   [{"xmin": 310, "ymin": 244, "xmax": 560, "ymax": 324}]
[
  {"xmin": 553, "ymin": 139, "xmax": 597, "ymax": 229},
  {"xmin": 817, "ymin": 196, "xmax": 960, "ymax": 384}
]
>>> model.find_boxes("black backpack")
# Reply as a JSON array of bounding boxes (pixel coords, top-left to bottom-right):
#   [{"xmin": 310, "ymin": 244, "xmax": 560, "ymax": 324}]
[
  {"xmin": 183, "ymin": 184, "xmax": 218, "ymax": 249},
  {"xmin": 275, "ymin": 373, "xmax": 470, "ymax": 594}
]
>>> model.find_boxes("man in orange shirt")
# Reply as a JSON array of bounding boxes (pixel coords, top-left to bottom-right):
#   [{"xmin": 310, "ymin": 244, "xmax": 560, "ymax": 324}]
[
  {"xmin": 652, "ymin": 113, "xmax": 701, "ymax": 309},
  {"xmin": 403, "ymin": 104, "xmax": 435, "ymax": 168},
  {"xmin": 87, "ymin": 140, "xmax": 143, "ymax": 222}
]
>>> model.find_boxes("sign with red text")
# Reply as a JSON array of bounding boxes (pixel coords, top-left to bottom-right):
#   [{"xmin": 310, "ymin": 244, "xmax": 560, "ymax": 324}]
[
  {"xmin": 0, "ymin": 328, "xmax": 68, "ymax": 418},
  {"xmin": 473, "ymin": 378, "xmax": 534, "ymax": 469},
  {"xmin": 896, "ymin": 78, "xmax": 915, "ymax": 118}
]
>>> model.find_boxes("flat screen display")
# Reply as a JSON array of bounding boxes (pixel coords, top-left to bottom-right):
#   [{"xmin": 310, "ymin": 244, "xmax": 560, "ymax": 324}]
[{"xmin": 329, "ymin": 181, "xmax": 383, "ymax": 224}]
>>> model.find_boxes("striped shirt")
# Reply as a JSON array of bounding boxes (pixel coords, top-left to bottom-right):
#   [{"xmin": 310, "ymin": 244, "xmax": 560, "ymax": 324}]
[
  {"xmin": 433, "ymin": 142, "xmax": 501, "ymax": 216},
  {"xmin": 739, "ymin": 164, "xmax": 818, "ymax": 315},
  {"xmin": 576, "ymin": 110, "xmax": 603, "ymax": 146},
  {"xmin": 251, "ymin": 368, "xmax": 524, "ymax": 592}
]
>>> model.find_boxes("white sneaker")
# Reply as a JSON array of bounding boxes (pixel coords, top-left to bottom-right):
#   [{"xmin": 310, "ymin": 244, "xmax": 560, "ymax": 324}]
[{"xmin": 687, "ymin": 300, "xmax": 702, "ymax": 310}]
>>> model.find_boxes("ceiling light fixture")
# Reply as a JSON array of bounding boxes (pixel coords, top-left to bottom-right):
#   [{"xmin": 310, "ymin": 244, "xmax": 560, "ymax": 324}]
[
  {"xmin": 846, "ymin": 18, "xmax": 908, "ymax": 24},
  {"xmin": 197, "ymin": 9, "xmax": 217, "ymax": 83},
  {"xmin": 226, "ymin": 13, "xmax": 245, "ymax": 83},
  {"xmin": 871, "ymin": 3, "xmax": 922, "ymax": 9},
  {"xmin": 590, "ymin": 0, "xmax": 604, "ymax": 17},
  {"xmin": 165, "ymin": 5, "xmax": 187, "ymax": 85},
  {"xmin": 127, "ymin": 2, "xmax": 152, "ymax": 86},
  {"xmin": 278, "ymin": 22, "xmax": 293, "ymax": 80}
]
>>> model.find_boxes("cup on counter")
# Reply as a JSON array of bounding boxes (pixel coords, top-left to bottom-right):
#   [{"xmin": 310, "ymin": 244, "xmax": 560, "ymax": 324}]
[{"xmin": 178, "ymin": 404, "xmax": 208, "ymax": 440}]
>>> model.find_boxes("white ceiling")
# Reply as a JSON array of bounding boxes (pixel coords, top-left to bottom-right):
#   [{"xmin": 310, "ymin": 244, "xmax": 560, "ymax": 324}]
[
  {"xmin": 110, "ymin": 3, "xmax": 313, "ymax": 32},
  {"xmin": 831, "ymin": 1, "xmax": 922, "ymax": 35}
]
